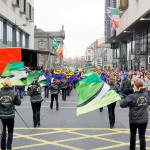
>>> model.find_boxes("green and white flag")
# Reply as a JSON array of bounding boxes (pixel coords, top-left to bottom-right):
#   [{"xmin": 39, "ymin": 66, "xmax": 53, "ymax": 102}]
[
  {"xmin": 27, "ymin": 71, "xmax": 43, "ymax": 85},
  {"xmin": 76, "ymin": 72, "xmax": 121, "ymax": 116},
  {"xmin": 0, "ymin": 62, "xmax": 25, "ymax": 87},
  {"xmin": 1, "ymin": 62, "xmax": 24, "ymax": 77},
  {"xmin": 38, "ymin": 75, "xmax": 49, "ymax": 86}
]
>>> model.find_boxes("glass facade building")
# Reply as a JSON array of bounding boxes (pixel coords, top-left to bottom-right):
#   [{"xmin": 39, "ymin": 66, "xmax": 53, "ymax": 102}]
[{"xmin": 0, "ymin": 16, "xmax": 29, "ymax": 48}]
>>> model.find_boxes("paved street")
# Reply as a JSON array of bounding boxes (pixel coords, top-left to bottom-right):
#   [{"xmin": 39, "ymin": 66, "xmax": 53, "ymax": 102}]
[{"xmin": 11, "ymin": 89, "xmax": 150, "ymax": 150}]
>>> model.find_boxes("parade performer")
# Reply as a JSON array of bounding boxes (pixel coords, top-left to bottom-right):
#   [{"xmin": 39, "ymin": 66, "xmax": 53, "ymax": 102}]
[
  {"xmin": 27, "ymin": 76, "xmax": 43, "ymax": 127},
  {"xmin": 0, "ymin": 78, "xmax": 21, "ymax": 150},
  {"xmin": 120, "ymin": 80, "xmax": 150, "ymax": 150},
  {"xmin": 49, "ymin": 79, "xmax": 59, "ymax": 111},
  {"xmin": 60, "ymin": 74, "xmax": 68, "ymax": 101},
  {"xmin": 107, "ymin": 77, "xmax": 119, "ymax": 128}
]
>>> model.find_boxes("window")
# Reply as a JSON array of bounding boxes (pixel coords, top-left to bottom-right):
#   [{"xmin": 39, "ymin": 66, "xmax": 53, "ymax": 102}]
[
  {"xmin": 17, "ymin": 0, "xmax": 19, "ymax": 5},
  {"xmin": 22, "ymin": 33, "xmax": 26, "ymax": 48},
  {"xmin": 0, "ymin": 19, "xmax": 3, "ymax": 44},
  {"xmin": 88, "ymin": 56, "xmax": 91, "ymax": 61},
  {"xmin": 140, "ymin": 30, "xmax": 147, "ymax": 52},
  {"xmin": 7, "ymin": 24, "xmax": 13, "ymax": 46},
  {"xmin": 24, "ymin": 0, "xmax": 26, "ymax": 12},
  {"xmin": 104, "ymin": 56, "xmax": 107, "ymax": 62},
  {"xmin": 88, "ymin": 49, "xmax": 91, "ymax": 53},
  {"xmin": 16, "ymin": 30, "xmax": 20, "ymax": 47}
]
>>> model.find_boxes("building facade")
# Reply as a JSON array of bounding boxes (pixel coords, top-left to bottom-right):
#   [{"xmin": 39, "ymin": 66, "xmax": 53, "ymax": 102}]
[
  {"xmin": 34, "ymin": 26, "xmax": 65, "ymax": 69},
  {"xmin": 105, "ymin": 0, "xmax": 150, "ymax": 70},
  {"xmin": 0, "ymin": 0, "xmax": 34, "ymax": 48},
  {"xmin": 85, "ymin": 39, "xmax": 113, "ymax": 69}
]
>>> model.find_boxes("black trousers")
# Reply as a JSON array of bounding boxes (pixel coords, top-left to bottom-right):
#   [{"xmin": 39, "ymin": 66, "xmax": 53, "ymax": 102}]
[
  {"xmin": 31, "ymin": 103, "xmax": 41, "ymax": 126},
  {"xmin": 130, "ymin": 122, "xmax": 147, "ymax": 150},
  {"xmin": 107, "ymin": 102, "xmax": 116, "ymax": 126},
  {"xmin": 62, "ymin": 89, "xmax": 67, "ymax": 100},
  {"xmin": 50, "ymin": 94, "xmax": 59, "ymax": 109},
  {"xmin": 1, "ymin": 119, "xmax": 14, "ymax": 150},
  {"xmin": 44, "ymin": 86, "xmax": 49, "ymax": 98},
  {"xmin": 67, "ymin": 87, "xmax": 70, "ymax": 96}
]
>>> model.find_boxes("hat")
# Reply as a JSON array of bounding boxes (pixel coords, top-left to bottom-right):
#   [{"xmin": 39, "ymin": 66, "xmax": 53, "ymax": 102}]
[{"xmin": 123, "ymin": 75, "xmax": 127, "ymax": 79}]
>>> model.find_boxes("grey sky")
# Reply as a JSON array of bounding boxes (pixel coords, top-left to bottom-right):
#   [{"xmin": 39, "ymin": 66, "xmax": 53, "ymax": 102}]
[{"xmin": 35, "ymin": 0, "xmax": 104, "ymax": 58}]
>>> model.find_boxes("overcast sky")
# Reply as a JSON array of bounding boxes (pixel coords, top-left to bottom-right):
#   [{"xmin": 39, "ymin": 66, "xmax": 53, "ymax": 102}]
[{"xmin": 34, "ymin": 0, "xmax": 104, "ymax": 58}]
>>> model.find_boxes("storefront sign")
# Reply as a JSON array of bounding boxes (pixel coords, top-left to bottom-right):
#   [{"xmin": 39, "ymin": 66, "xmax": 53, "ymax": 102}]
[{"xmin": 134, "ymin": 31, "xmax": 140, "ymax": 63}]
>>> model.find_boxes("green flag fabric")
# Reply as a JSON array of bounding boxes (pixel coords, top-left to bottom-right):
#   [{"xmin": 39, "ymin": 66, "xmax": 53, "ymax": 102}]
[
  {"xmin": 53, "ymin": 38, "xmax": 59, "ymax": 50},
  {"xmin": 2, "ymin": 62, "xmax": 24, "ymax": 77},
  {"xmin": 38, "ymin": 75, "xmax": 49, "ymax": 86},
  {"xmin": 0, "ymin": 77, "xmax": 24, "ymax": 86},
  {"xmin": 27, "ymin": 71, "xmax": 43, "ymax": 85},
  {"xmin": 76, "ymin": 72, "xmax": 121, "ymax": 116}
]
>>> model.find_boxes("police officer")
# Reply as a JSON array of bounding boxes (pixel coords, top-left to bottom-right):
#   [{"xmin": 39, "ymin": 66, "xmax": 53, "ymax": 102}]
[
  {"xmin": 0, "ymin": 78, "xmax": 21, "ymax": 150},
  {"xmin": 27, "ymin": 76, "xmax": 43, "ymax": 127}
]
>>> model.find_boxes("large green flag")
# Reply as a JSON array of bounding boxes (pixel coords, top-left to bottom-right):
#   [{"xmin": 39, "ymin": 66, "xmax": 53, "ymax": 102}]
[
  {"xmin": 76, "ymin": 72, "xmax": 121, "ymax": 116},
  {"xmin": 2, "ymin": 62, "xmax": 24, "ymax": 77},
  {"xmin": 27, "ymin": 71, "xmax": 43, "ymax": 85}
]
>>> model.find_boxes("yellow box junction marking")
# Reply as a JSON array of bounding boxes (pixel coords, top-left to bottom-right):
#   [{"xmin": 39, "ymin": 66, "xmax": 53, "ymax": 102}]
[{"xmin": 12, "ymin": 128, "xmax": 150, "ymax": 150}]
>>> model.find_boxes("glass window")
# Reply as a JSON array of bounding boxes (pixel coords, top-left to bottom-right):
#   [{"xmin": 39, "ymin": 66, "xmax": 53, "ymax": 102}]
[
  {"xmin": 22, "ymin": 33, "xmax": 26, "ymax": 48},
  {"xmin": 7, "ymin": 24, "xmax": 13, "ymax": 46},
  {"xmin": 88, "ymin": 56, "xmax": 91, "ymax": 61},
  {"xmin": 140, "ymin": 30, "xmax": 147, "ymax": 52},
  {"xmin": 88, "ymin": 49, "xmax": 91, "ymax": 53},
  {"xmin": 16, "ymin": 29, "xmax": 20, "ymax": 47},
  {"xmin": 148, "ymin": 28, "xmax": 150, "ymax": 52},
  {"xmin": 0, "ymin": 19, "xmax": 3, "ymax": 44}
]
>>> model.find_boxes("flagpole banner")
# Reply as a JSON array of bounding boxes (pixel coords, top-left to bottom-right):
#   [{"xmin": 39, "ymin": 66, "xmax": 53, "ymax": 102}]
[
  {"xmin": 53, "ymin": 38, "xmax": 63, "ymax": 56},
  {"xmin": 76, "ymin": 72, "xmax": 121, "ymax": 116},
  {"xmin": 107, "ymin": 7, "xmax": 120, "ymax": 28}
]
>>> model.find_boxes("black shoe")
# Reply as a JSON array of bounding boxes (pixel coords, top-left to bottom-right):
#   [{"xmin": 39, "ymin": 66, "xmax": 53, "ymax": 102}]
[
  {"xmin": 110, "ymin": 124, "xmax": 114, "ymax": 129},
  {"xmin": 37, "ymin": 123, "xmax": 40, "ymax": 126},
  {"xmin": 56, "ymin": 108, "xmax": 59, "ymax": 111},
  {"xmin": 99, "ymin": 108, "xmax": 103, "ymax": 112},
  {"xmin": 33, "ymin": 124, "xmax": 37, "ymax": 128},
  {"xmin": 50, "ymin": 106, "xmax": 53, "ymax": 109}
]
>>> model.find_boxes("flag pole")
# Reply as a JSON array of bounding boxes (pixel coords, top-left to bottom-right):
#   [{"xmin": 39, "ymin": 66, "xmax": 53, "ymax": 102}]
[
  {"xmin": 45, "ymin": 51, "xmax": 51, "ymax": 70},
  {"xmin": 45, "ymin": 34, "xmax": 54, "ymax": 70}
]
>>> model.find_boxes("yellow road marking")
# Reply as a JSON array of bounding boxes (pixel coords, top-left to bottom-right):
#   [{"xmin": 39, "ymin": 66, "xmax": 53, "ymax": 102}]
[{"xmin": 12, "ymin": 128, "xmax": 150, "ymax": 150}]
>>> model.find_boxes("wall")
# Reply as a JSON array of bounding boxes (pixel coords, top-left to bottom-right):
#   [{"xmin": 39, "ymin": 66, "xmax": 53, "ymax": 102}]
[
  {"xmin": 0, "ymin": 0, "xmax": 34, "ymax": 48},
  {"xmin": 116, "ymin": 0, "xmax": 150, "ymax": 35}
]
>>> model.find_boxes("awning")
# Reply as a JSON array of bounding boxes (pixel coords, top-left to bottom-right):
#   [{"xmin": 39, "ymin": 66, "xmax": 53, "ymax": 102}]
[{"xmin": 22, "ymin": 48, "xmax": 56, "ymax": 55}]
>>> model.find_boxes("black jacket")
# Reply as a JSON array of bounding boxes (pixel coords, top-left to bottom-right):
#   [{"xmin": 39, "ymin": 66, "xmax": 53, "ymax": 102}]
[
  {"xmin": 60, "ymin": 78, "xmax": 68, "ymax": 89},
  {"xmin": 50, "ymin": 82, "xmax": 59, "ymax": 94},
  {"xmin": 120, "ymin": 78, "xmax": 133, "ymax": 96},
  {"xmin": 27, "ymin": 82, "xmax": 43, "ymax": 103},
  {"xmin": 0, "ymin": 88, "xmax": 21, "ymax": 119},
  {"xmin": 120, "ymin": 91, "xmax": 150, "ymax": 124}
]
